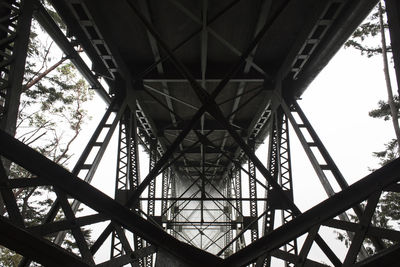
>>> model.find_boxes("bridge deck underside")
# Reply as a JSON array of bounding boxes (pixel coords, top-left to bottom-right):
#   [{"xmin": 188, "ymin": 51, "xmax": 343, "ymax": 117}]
[{"xmin": 57, "ymin": 0, "xmax": 376, "ymax": 182}]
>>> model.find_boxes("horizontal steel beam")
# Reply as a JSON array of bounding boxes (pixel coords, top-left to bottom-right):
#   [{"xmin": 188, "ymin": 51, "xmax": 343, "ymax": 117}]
[
  {"xmin": 157, "ymin": 119, "xmax": 248, "ymax": 132},
  {"xmin": 172, "ymin": 146, "xmax": 237, "ymax": 154},
  {"xmin": 139, "ymin": 197, "xmax": 269, "ymax": 201},
  {"xmin": 142, "ymin": 71, "xmax": 265, "ymax": 83},
  {"xmin": 0, "ymin": 130, "xmax": 223, "ymax": 267}
]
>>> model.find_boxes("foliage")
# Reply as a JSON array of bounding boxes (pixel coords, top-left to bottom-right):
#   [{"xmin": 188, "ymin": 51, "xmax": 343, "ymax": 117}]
[
  {"xmin": 369, "ymin": 95, "xmax": 399, "ymax": 166},
  {"xmin": 18, "ymin": 61, "xmax": 93, "ymax": 165},
  {"xmin": 344, "ymin": 4, "xmax": 391, "ymax": 57},
  {"xmin": 0, "ymin": 2, "xmax": 93, "ymax": 265},
  {"xmin": 369, "ymin": 96, "xmax": 400, "ymax": 121},
  {"xmin": 336, "ymin": 1, "xmax": 400, "ymax": 257}
]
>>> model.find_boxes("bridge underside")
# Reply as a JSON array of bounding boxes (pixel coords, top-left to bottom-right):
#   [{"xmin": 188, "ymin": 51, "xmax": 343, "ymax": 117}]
[{"xmin": 1, "ymin": 0, "xmax": 400, "ymax": 266}]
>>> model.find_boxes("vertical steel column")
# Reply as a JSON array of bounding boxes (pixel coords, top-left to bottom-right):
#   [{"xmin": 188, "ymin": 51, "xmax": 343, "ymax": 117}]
[
  {"xmin": 170, "ymin": 170, "xmax": 178, "ymax": 238},
  {"xmin": 111, "ymin": 107, "xmax": 145, "ymax": 266},
  {"xmin": 146, "ymin": 139, "xmax": 157, "ymax": 267},
  {"xmin": 147, "ymin": 139, "xmax": 157, "ymax": 217},
  {"xmin": 224, "ymin": 175, "xmax": 233, "ymax": 257},
  {"xmin": 161, "ymin": 168, "xmax": 170, "ymax": 222},
  {"xmin": 0, "ymin": 0, "xmax": 33, "ymax": 135},
  {"xmin": 258, "ymin": 109, "xmax": 297, "ymax": 267},
  {"xmin": 258, "ymin": 112, "xmax": 280, "ymax": 267},
  {"xmin": 111, "ymin": 110, "xmax": 130, "ymax": 260},
  {"xmin": 233, "ymin": 165, "xmax": 245, "ymax": 251},
  {"xmin": 130, "ymin": 107, "xmax": 145, "ymax": 267},
  {"xmin": 248, "ymin": 140, "xmax": 259, "ymax": 244},
  {"xmin": 278, "ymin": 112, "xmax": 297, "ymax": 267}
]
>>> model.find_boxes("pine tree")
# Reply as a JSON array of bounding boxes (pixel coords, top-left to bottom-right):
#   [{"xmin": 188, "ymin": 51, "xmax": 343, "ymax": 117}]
[
  {"xmin": 336, "ymin": 1, "xmax": 400, "ymax": 255},
  {"xmin": 0, "ymin": 2, "xmax": 93, "ymax": 265},
  {"xmin": 346, "ymin": 1, "xmax": 400, "ymax": 155}
]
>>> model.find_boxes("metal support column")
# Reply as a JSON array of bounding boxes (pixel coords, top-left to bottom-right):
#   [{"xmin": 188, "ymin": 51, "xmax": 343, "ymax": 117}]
[
  {"xmin": 278, "ymin": 112, "xmax": 298, "ymax": 267},
  {"xmin": 233, "ymin": 165, "xmax": 245, "ymax": 251},
  {"xmin": 146, "ymin": 139, "xmax": 158, "ymax": 267},
  {"xmin": 161, "ymin": 168, "xmax": 170, "ymax": 224},
  {"xmin": 258, "ymin": 109, "xmax": 297, "ymax": 267},
  {"xmin": 170, "ymin": 170, "xmax": 178, "ymax": 238},
  {"xmin": 258, "ymin": 111, "xmax": 281, "ymax": 267},
  {"xmin": 224, "ymin": 174, "xmax": 233, "ymax": 257},
  {"xmin": 111, "ymin": 108, "xmax": 142, "ymax": 266},
  {"xmin": 248, "ymin": 140, "xmax": 259, "ymax": 244}
]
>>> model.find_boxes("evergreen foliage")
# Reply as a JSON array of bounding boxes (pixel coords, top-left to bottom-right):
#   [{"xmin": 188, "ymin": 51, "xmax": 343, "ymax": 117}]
[
  {"xmin": 0, "ymin": 1, "xmax": 93, "ymax": 265},
  {"xmin": 337, "ymin": 1, "xmax": 400, "ymax": 256}
]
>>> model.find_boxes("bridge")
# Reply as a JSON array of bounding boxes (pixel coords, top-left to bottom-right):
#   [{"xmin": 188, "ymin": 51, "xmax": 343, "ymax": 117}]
[{"xmin": 1, "ymin": 0, "xmax": 400, "ymax": 266}]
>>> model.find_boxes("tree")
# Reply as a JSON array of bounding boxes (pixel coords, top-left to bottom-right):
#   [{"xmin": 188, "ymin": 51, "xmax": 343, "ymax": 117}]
[
  {"xmin": 336, "ymin": 1, "xmax": 400, "ymax": 256},
  {"xmin": 0, "ymin": 3, "xmax": 93, "ymax": 265},
  {"xmin": 345, "ymin": 1, "xmax": 400, "ymax": 155}
]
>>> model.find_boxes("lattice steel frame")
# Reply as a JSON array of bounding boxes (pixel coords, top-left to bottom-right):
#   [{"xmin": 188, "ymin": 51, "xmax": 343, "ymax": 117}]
[{"xmin": 1, "ymin": 1, "xmax": 400, "ymax": 267}]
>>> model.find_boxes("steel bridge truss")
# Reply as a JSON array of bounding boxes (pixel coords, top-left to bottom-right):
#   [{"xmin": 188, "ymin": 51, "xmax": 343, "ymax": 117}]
[{"xmin": 1, "ymin": 0, "xmax": 400, "ymax": 267}]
